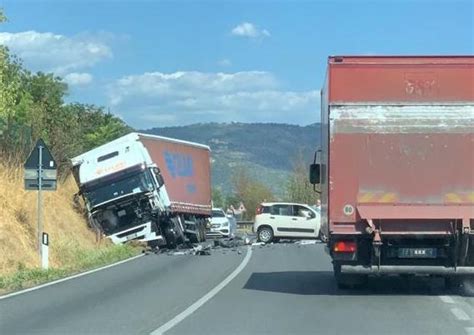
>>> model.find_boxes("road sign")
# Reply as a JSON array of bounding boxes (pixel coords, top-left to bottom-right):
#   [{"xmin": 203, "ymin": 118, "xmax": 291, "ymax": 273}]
[
  {"xmin": 24, "ymin": 139, "xmax": 57, "ymax": 191},
  {"xmin": 23, "ymin": 139, "xmax": 57, "ymax": 265}
]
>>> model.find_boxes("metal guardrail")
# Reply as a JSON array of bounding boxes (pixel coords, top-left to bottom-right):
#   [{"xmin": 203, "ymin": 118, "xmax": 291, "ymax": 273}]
[{"xmin": 236, "ymin": 221, "xmax": 254, "ymax": 233}]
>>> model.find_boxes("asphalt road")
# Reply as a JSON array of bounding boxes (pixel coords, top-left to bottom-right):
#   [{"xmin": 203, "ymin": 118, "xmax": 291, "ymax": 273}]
[{"xmin": 1, "ymin": 242, "xmax": 473, "ymax": 335}]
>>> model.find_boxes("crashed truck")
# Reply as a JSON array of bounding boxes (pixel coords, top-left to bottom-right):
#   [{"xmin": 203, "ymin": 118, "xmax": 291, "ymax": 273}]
[
  {"xmin": 71, "ymin": 132, "xmax": 212, "ymax": 248},
  {"xmin": 310, "ymin": 56, "xmax": 474, "ymax": 292}
]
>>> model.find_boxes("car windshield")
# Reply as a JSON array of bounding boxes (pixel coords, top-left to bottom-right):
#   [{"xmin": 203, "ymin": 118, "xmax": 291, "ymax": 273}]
[
  {"xmin": 212, "ymin": 210, "xmax": 225, "ymax": 217},
  {"xmin": 84, "ymin": 171, "xmax": 154, "ymax": 208}
]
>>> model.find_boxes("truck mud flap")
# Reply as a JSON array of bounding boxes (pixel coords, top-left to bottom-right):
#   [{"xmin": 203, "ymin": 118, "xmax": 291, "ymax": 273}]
[{"xmin": 341, "ymin": 265, "xmax": 474, "ymax": 276}]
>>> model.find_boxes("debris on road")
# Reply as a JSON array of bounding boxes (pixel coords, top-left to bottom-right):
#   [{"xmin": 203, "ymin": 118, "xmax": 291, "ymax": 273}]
[
  {"xmin": 234, "ymin": 233, "xmax": 256, "ymax": 245},
  {"xmin": 163, "ymin": 233, "xmax": 254, "ymax": 256},
  {"xmin": 295, "ymin": 240, "xmax": 318, "ymax": 245},
  {"xmin": 169, "ymin": 251, "xmax": 189, "ymax": 256},
  {"xmin": 213, "ymin": 238, "xmax": 246, "ymax": 249},
  {"xmin": 193, "ymin": 244, "xmax": 212, "ymax": 256}
]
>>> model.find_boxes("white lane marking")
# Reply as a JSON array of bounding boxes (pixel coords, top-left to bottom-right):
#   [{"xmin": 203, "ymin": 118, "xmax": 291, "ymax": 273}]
[
  {"xmin": 439, "ymin": 295, "xmax": 456, "ymax": 304},
  {"xmin": 465, "ymin": 327, "xmax": 474, "ymax": 335},
  {"xmin": 0, "ymin": 254, "xmax": 144, "ymax": 300},
  {"xmin": 451, "ymin": 307, "xmax": 471, "ymax": 321},
  {"xmin": 151, "ymin": 246, "xmax": 253, "ymax": 335}
]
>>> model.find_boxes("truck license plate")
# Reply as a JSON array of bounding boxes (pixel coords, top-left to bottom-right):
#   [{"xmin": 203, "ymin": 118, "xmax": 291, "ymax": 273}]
[{"xmin": 397, "ymin": 248, "xmax": 437, "ymax": 258}]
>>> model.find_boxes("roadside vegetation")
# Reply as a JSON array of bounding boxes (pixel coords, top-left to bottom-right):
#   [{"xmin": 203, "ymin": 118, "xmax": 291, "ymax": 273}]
[
  {"xmin": 0, "ymin": 10, "xmax": 139, "ymax": 293},
  {"xmin": 0, "ymin": 163, "xmax": 141, "ymax": 293}
]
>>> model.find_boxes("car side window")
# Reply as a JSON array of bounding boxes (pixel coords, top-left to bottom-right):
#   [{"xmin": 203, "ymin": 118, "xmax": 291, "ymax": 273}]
[
  {"xmin": 262, "ymin": 206, "xmax": 271, "ymax": 214},
  {"xmin": 271, "ymin": 205, "xmax": 292, "ymax": 216},
  {"xmin": 293, "ymin": 205, "xmax": 314, "ymax": 219}
]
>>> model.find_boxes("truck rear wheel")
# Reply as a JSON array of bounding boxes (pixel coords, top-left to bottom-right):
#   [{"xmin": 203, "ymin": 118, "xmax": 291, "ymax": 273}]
[
  {"xmin": 199, "ymin": 221, "xmax": 207, "ymax": 242},
  {"xmin": 334, "ymin": 264, "xmax": 368, "ymax": 289},
  {"xmin": 460, "ymin": 276, "xmax": 474, "ymax": 297}
]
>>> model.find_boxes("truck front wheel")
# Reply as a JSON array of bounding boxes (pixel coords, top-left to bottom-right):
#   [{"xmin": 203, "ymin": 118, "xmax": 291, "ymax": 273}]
[
  {"xmin": 164, "ymin": 228, "xmax": 177, "ymax": 249},
  {"xmin": 333, "ymin": 264, "xmax": 368, "ymax": 289}
]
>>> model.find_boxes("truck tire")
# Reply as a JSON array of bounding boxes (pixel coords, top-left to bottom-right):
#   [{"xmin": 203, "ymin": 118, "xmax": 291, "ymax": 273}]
[
  {"xmin": 460, "ymin": 276, "xmax": 474, "ymax": 297},
  {"xmin": 188, "ymin": 233, "xmax": 199, "ymax": 244},
  {"xmin": 334, "ymin": 264, "xmax": 368, "ymax": 289},
  {"xmin": 444, "ymin": 276, "xmax": 460, "ymax": 291},
  {"xmin": 164, "ymin": 227, "xmax": 177, "ymax": 249},
  {"xmin": 199, "ymin": 221, "xmax": 207, "ymax": 242}
]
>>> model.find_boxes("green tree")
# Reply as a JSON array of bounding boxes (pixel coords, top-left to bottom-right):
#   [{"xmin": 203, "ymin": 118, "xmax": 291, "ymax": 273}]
[
  {"xmin": 212, "ymin": 187, "xmax": 225, "ymax": 208},
  {"xmin": 232, "ymin": 167, "xmax": 274, "ymax": 220},
  {"xmin": 0, "ymin": 47, "xmax": 34, "ymax": 161},
  {"xmin": 285, "ymin": 151, "xmax": 319, "ymax": 205},
  {"xmin": 0, "ymin": 8, "xmax": 132, "ymax": 171}
]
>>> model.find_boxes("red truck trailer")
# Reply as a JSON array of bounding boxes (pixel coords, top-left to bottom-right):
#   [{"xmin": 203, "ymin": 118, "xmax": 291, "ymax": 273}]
[
  {"xmin": 310, "ymin": 56, "xmax": 474, "ymax": 292},
  {"xmin": 72, "ymin": 133, "xmax": 212, "ymax": 247}
]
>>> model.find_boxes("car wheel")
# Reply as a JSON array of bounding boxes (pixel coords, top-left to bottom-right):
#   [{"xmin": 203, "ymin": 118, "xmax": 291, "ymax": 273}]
[
  {"xmin": 258, "ymin": 226, "xmax": 273, "ymax": 243},
  {"xmin": 318, "ymin": 230, "xmax": 328, "ymax": 243}
]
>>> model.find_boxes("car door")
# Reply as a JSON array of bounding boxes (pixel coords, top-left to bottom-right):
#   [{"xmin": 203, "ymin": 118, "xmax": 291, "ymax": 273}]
[
  {"xmin": 269, "ymin": 204, "xmax": 294, "ymax": 237},
  {"xmin": 289, "ymin": 205, "xmax": 318, "ymax": 238}
]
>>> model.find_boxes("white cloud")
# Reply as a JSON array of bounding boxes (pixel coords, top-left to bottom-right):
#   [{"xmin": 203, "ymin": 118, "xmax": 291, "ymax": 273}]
[
  {"xmin": 231, "ymin": 22, "xmax": 270, "ymax": 39},
  {"xmin": 218, "ymin": 58, "xmax": 232, "ymax": 67},
  {"xmin": 0, "ymin": 31, "xmax": 112, "ymax": 75},
  {"xmin": 63, "ymin": 72, "xmax": 93, "ymax": 86},
  {"xmin": 107, "ymin": 70, "xmax": 319, "ymax": 128}
]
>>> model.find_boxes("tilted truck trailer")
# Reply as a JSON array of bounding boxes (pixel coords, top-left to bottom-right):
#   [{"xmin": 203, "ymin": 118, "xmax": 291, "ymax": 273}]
[
  {"xmin": 71, "ymin": 132, "xmax": 212, "ymax": 247},
  {"xmin": 310, "ymin": 56, "xmax": 474, "ymax": 292}
]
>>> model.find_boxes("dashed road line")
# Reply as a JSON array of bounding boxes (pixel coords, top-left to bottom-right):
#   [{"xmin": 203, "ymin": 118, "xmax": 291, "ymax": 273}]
[
  {"xmin": 150, "ymin": 246, "xmax": 252, "ymax": 335},
  {"xmin": 451, "ymin": 307, "xmax": 471, "ymax": 321}
]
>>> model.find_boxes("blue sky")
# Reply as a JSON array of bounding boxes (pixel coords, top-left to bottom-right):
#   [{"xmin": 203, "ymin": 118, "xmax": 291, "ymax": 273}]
[{"xmin": 0, "ymin": 0, "xmax": 472, "ymax": 128}]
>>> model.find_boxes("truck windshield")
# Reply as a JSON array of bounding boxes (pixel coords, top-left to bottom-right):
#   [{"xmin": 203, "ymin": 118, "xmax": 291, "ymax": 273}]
[{"xmin": 84, "ymin": 170, "xmax": 154, "ymax": 208}]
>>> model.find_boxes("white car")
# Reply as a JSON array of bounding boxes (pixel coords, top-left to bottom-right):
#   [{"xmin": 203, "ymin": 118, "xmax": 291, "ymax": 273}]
[
  {"xmin": 254, "ymin": 202, "xmax": 321, "ymax": 243},
  {"xmin": 207, "ymin": 208, "xmax": 235, "ymax": 238}
]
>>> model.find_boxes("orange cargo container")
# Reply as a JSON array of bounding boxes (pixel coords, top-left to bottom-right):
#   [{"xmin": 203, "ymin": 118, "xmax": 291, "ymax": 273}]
[{"xmin": 139, "ymin": 134, "xmax": 212, "ymax": 216}]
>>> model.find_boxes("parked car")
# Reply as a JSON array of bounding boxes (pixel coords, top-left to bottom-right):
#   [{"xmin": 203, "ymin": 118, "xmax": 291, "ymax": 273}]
[
  {"xmin": 254, "ymin": 202, "xmax": 321, "ymax": 243},
  {"xmin": 207, "ymin": 208, "xmax": 236, "ymax": 238},
  {"xmin": 310, "ymin": 205, "xmax": 327, "ymax": 243}
]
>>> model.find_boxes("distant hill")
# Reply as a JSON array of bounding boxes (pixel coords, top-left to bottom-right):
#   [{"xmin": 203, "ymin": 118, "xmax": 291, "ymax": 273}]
[{"xmin": 143, "ymin": 123, "xmax": 321, "ymax": 197}]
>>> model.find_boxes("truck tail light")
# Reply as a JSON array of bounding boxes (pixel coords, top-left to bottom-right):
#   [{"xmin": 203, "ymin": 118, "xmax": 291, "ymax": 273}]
[{"xmin": 333, "ymin": 241, "xmax": 357, "ymax": 253}]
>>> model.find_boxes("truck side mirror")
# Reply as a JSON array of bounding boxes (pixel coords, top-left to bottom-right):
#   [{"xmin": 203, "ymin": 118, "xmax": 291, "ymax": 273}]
[{"xmin": 309, "ymin": 163, "xmax": 321, "ymax": 185}]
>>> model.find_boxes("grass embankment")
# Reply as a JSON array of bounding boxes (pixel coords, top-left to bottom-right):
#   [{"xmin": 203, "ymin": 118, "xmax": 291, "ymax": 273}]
[{"xmin": 0, "ymin": 165, "xmax": 140, "ymax": 293}]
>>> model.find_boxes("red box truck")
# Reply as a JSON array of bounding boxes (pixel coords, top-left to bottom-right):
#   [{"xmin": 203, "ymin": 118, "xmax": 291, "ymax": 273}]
[{"xmin": 310, "ymin": 56, "xmax": 474, "ymax": 292}]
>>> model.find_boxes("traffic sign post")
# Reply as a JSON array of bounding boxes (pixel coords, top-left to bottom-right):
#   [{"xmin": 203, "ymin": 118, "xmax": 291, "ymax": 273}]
[
  {"xmin": 24, "ymin": 139, "xmax": 57, "ymax": 269},
  {"xmin": 41, "ymin": 232, "xmax": 49, "ymax": 269}
]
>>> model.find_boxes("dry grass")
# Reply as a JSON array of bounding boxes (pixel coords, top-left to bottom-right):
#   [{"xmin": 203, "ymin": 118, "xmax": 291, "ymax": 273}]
[{"xmin": 0, "ymin": 163, "xmax": 128, "ymax": 275}]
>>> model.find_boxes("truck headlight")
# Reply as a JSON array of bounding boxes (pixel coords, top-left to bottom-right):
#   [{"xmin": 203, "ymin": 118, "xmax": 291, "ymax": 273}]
[{"xmin": 222, "ymin": 222, "xmax": 229, "ymax": 227}]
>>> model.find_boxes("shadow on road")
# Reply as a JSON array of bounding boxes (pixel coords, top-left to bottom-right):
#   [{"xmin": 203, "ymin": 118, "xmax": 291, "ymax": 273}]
[{"xmin": 243, "ymin": 271, "xmax": 462, "ymax": 296}]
